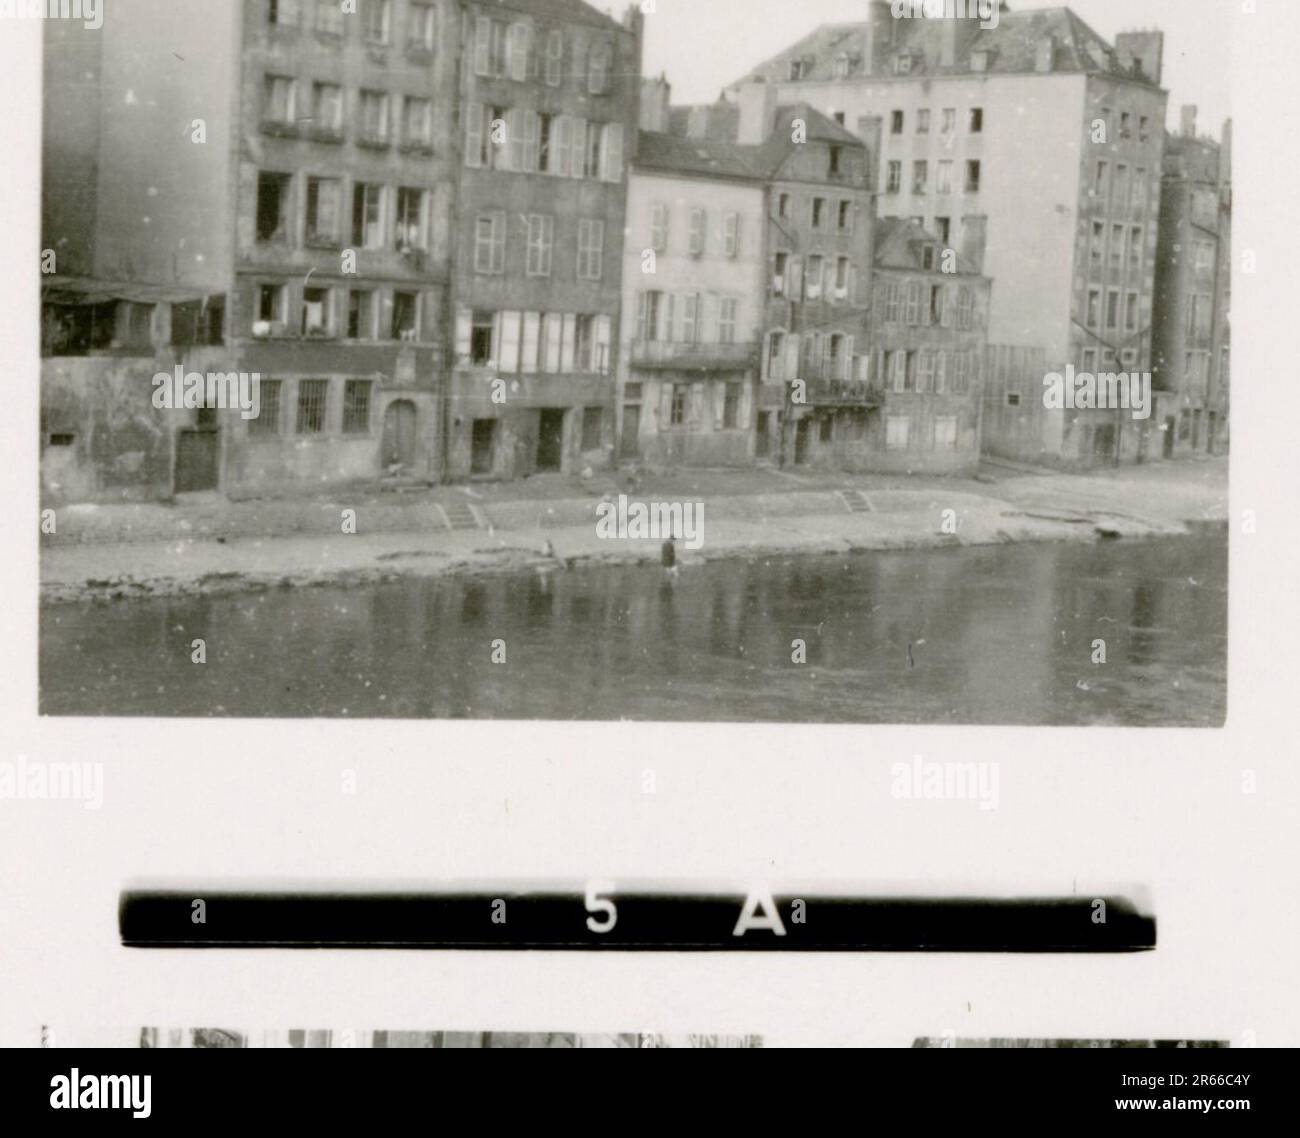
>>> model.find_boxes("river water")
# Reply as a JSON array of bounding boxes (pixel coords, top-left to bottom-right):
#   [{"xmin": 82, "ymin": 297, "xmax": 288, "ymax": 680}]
[{"xmin": 40, "ymin": 534, "xmax": 1227, "ymax": 725}]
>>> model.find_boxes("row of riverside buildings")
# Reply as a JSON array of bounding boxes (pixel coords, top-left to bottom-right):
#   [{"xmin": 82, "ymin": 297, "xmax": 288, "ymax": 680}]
[{"xmin": 40, "ymin": 0, "xmax": 1230, "ymax": 504}]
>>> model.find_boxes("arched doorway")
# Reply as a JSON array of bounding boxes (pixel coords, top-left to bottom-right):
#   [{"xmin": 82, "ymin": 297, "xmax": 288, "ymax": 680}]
[{"xmin": 381, "ymin": 399, "xmax": 418, "ymax": 471}]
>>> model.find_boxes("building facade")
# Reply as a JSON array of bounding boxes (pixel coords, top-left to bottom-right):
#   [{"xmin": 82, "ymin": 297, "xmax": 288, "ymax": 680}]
[
  {"xmin": 1152, "ymin": 108, "xmax": 1232, "ymax": 458},
  {"xmin": 728, "ymin": 2, "xmax": 1170, "ymax": 466},
  {"xmin": 447, "ymin": 0, "xmax": 642, "ymax": 480},
  {"xmin": 864, "ymin": 219, "xmax": 989, "ymax": 473},
  {"xmin": 618, "ymin": 133, "xmax": 766, "ymax": 467}
]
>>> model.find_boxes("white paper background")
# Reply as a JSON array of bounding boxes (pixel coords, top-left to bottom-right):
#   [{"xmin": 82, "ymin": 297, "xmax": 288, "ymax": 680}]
[{"xmin": 2, "ymin": 1, "xmax": 1297, "ymax": 1048}]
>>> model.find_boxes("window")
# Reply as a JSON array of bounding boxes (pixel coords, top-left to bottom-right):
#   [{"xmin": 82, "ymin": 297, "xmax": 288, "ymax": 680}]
[
  {"xmin": 836, "ymin": 257, "xmax": 850, "ymax": 298},
  {"xmin": 474, "ymin": 211, "xmax": 506, "ymax": 274},
  {"xmin": 953, "ymin": 352, "xmax": 971, "ymax": 395},
  {"xmin": 296, "ymin": 379, "xmax": 328, "ymax": 434},
  {"xmin": 312, "ymin": 82, "xmax": 343, "ymax": 134},
  {"xmin": 670, "ymin": 385, "xmax": 687, "ymax": 426},
  {"xmin": 1133, "ymin": 169, "xmax": 1147, "ymax": 213},
  {"xmin": 969, "ymin": 107, "xmax": 983, "ymax": 133},
  {"xmin": 352, "ymin": 182, "xmax": 385, "ymax": 248},
  {"xmin": 894, "ymin": 53, "xmax": 913, "ymax": 75},
  {"xmin": 574, "ymin": 315, "xmax": 595, "ymax": 371},
  {"xmin": 905, "ymin": 281, "xmax": 923, "ymax": 325},
  {"xmin": 1094, "ymin": 160, "xmax": 1109, "ymax": 201},
  {"xmin": 935, "ymin": 416, "xmax": 958, "ymax": 450},
  {"xmin": 723, "ymin": 212, "xmax": 740, "ymax": 257},
  {"xmin": 1090, "ymin": 221, "xmax": 1104, "ymax": 271},
  {"xmin": 545, "ymin": 29, "xmax": 563, "ymax": 86},
  {"xmin": 766, "ymin": 331, "xmax": 785, "ymax": 381},
  {"xmin": 1114, "ymin": 164, "xmax": 1129, "ymax": 209},
  {"xmin": 1111, "ymin": 222, "xmax": 1124, "ymax": 269},
  {"xmin": 363, "ymin": 0, "xmax": 390, "ymax": 44},
  {"xmin": 268, "ymin": 0, "xmax": 299, "ymax": 27},
  {"xmin": 391, "ymin": 291, "xmax": 418, "ymax": 340},
  {"xmin": 1007, "ymin": 392, "xmax": 1021, "ymax": 407},
  {"xmin": 886, "ymin": 161, "xmax": 901, "ymax": 194},
  {"xmin": 884, "ymin": 282, "xmax": 901, "ymax": 323},
  {"xmin": 965, "ymin": 160, "xmax": 981, "ymax": 193},
  {"xmin": 917, "ymin": 350, "xmax": 934, "ymax": 393},
  {"xmin": 1087, "ymin": 287, "xmax": 1101, "ymax": 327},
  {"xmin": 395, "ymin": 188, "xmax": 426, "ymax": 252},
  {"xmin": 650, "ymin": 203, "xmax": 669, "ymax": 252},
  {"xmin": 507, "ymin": 22, "xmax": 531, "ymax": 81},
  {"xmin": 470, "ymin": 310, "xmax": 494, "ymax": 364},
  {"xmin": 811, "ymin": 198, "xmax": 826, "ymax": 229},
  {"xmin": 828, "ymin": 146, "xmax": 842, "ymax": 177},
  {"xmin": 838, "ymin": 200, "xmax": 852, "ymax": 232},
  {"xmin": 581, "ymin": 406, "xmax": 603, "ymax": 450},
  {"xmin": 681, "ymin": 293, "xmax": 700, "ymax": 342},
  {"xmin": 936, "ymin": 160, "xmax": 954, "ymax": 195},
  {"xmin": 256, "ymin": 172, "xmax": 291, "ymax": 242},
  {"xmin": 1125, "ymin": 291, "xmax": 1139, "ymax": 333},
  {"xmin": 891, "ymin": 110, "xmax": 904, "ymax": 135},
  {"xmin": 832, "ymin": 53, "xmax": 850, "ymax": 80},
  {"xmin": 348, "ymin": 290, "xmax": 375, "ymax": 339},
  {"xmin": 688, "ymin": 209, "xmax": 706, "ymax": 256},
  {"xmin": 578, "ymin": 218, "xmax": 604, "ymax": 280},
  {"xmin": 301, "ymin": 287, "xmax": 331, "ymax": 336},
  {"xmin": 941, "ymin": 108, "xmax": 956, "ymax": 134},
  {"xmin": 916, "ymin": 109, "xmax": 930, "ymax": 134},
  {"xmin": 316, "ymin": 0, "xmax": 343, "ymax": 35},
  {"xmin": 342, "ymin": 380, "xmax": 372, "ymax": 435},
  {"xmin": 935, "ymin": 216, "xmax": 950, "ymax": 244},
  {"xmin": 1106, "ymin": 288, "xmax": 1120, "ymax": 330},
  {"xmin": 1139, "ymin": 116, "xmax": 1150, "ymax": 142},
  {"xmin": 886, "ymin": 416, "xmax": 910, "ymax": 449},
  {"xmin": 588, "ymin": 40, "xmax": 612, "ymax": 94},
  {"xmin": 525, "ymin": 214, "xmax": 553, "ymax": 277},
  {"xmin": 600, "ymin": 122, "xmax": 624, "ymax": 181},
  {"xmin": 789, "ymin": 58, "xmax": 810, "ymax": 81},
  {"xmin": 305, "ymin": 177, "xmax": 342, "ymax": 245},
  {"xmin": 257, "ymin": 283, "xmax": 287, "ymax": 326},
  {"xmin": 1119, "ymin": 111, "xmax": 1131, "ymax": 140},
  {"xmin": 1195, "ymin": 240, "xmax": 1215, "ymax": 274},
  {"xmin": 778, "ymin": 193, "xmax": 790, "ymax": 219},
  {"xmin": 403, "ymin": 97, "xmax": 432, "ymax": 148},
  {"xmin": 408, "ymin": 2, "xmax": 436, "ymax": 50},
  {"xmin": 249, "ymin": 379, "xmax": 281, "ymax": 435},
  {"xmin": 773, "ymin": 251, "xmax": 788, "ymax": 292},
  {"xmin": 359, "ymin": 90, "xmax": 389, "ymax": 144},
  {"xmin": 957, "ymin": 287, "xmax": 973, "ymax": 330},
  {"xmin": 716, "ymin": 382, "xmax": 740, "ymax": 429},
  {"xmin": 263, "ymin": 75, "xmax": 295, "ymax": 124},
  {"xmin": 912, "ymin": 161, "xmax": 928, "ymax": 195},
  {"xmin": 719, "ymin": 297, "xmax": 737, "ymax": 344},
  {"xmin": 806, "ymin": 255, "xmax": 824, "ymax": 299},
  {"xmin": 473, "ymin": 16, "xmax": 505, "ymax": 77}
]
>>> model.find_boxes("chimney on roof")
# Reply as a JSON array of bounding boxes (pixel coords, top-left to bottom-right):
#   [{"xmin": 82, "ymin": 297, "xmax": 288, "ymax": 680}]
[
  {"xmin": 864, "ymin": 0, "xmax": 893, "ymax": 76},
  {"xmin": 735, "ymin": 78, "xmax": 777, "ymax": 146},
  {"xmin": 1114, "ymin": 30, "xmax": 1164, "ymax": 85},
  {"xmin": 1180, "ymin": 104, "xmax": 1198, "ymax": 139},
  {"xmin": 1035, "ymin": 35, "xmax": 1055, "ymax": 73},
  {"xmin": 639, "ymin": 75, "xmax": 671, "ymax": 132}
]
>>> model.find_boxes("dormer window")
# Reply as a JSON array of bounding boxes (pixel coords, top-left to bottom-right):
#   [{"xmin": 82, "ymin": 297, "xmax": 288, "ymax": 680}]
[
  {"xmin": 922, "ymin": 245, "xmax": 936, "ymax": 271},
  {"xmin": 970, "ymin": 50, "xmax": 989, "ymax": 73},
  {"xmin": 894, "ymin": 53, "xmax": 913, "ymax": 75},
  {"xmin": 790, "ymin": 58, "xmax": 810, "ymax": 81},
  {"xmin": 833, "ymin": 53, "xmax": 850, "ymax": 79}
]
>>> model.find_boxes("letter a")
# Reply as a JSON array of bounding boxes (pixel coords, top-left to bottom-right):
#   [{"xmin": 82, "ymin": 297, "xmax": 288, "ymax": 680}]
[{"xmin": 733, "ymin": 887, "xmax": 786, "ymax": 937}]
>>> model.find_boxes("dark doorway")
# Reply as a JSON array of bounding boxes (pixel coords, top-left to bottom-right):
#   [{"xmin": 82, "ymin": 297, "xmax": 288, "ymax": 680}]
[
  {"xmin": 536, "ymin": 408, "xmax": 565, "ymax": 472},
  {"xmin": 1163, "ymin": 416, "xmax": 1176, "ymax": 459},
  {"xmin": 794, "ymin": 417, "xmax": 811, "ymax": 465},
  {"xmin": 755, "ymin": 411, "xmax": 771, "ymax": 459},
  {"xmin": 175, "ymin": 425, "xmax": 219, "ymax": 493},
  {"xmin": 620, "ymin": 404, "xmax": 640, "ymax": 457},
  {"xmin": 381, "ymin": 399, "xmax": 418, "ymax": 469},
  {"xmin": 471, "ymin": 418, "xmax": 497, "ymax": 476}
]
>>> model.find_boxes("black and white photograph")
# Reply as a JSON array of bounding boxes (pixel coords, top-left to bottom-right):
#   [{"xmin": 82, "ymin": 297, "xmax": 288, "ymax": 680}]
[
  {"xmin": 2, "ymin": 0, "xmax": 1298, "ymax": 1113},
  {"xmin": 35, "ymin": 0, "xmax": 1230, "ymax": 724}
]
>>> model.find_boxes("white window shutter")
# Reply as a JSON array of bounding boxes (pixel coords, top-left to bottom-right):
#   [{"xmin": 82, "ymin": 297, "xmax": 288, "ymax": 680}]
[
  {"xmin": 560, "ymin": 314, "xmax": 576, "ymax": 372},
  {"xmin": 464, "ymin": 102, "xmax": 483, "ymax": 168},
  {"xmin": 521, "ymin": 312, "xmax": 540, "ymax": 373},
  {"xmin": 454, "ymin": 308, "xmax": 472, "ymax": 361},
  {"xmin": 499, "ymin": 312, "xmax": 521, "ymax": 373}
]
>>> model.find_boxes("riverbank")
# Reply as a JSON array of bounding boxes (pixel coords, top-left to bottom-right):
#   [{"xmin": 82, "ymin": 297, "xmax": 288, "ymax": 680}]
[{"xmin": 40, "ymin": 458, "xmax": 1229, "ymax": 604}]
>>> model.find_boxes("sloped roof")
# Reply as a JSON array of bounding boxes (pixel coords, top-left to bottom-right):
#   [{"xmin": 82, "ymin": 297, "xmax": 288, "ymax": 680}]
[
  {"xmin": 731, "ymin": 7, "xmax": 1160, "ymax": 88},
  {"xmin": 634, "ymin": 131, "xmax": 765, "ymax": 181},
  {"xmin": 873, "ymin": 218, "xmax": 982, "ymax": 275},
  {"xmin": 470, "ymin": 0, "xmax": 626, "ymax": 33}
]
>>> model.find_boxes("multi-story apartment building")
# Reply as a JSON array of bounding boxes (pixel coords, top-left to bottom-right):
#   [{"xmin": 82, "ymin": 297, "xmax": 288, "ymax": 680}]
[
  {"xmin": 447, "ymin": 0, "xmax": 642, "ymax": 480},
  {"xmin": 749, "ymin": 96, "xmax": 876, "ymax": 468},
  {"xmin": 1152, "ymin": 108, "xmax": 1232, "ymax": 458},
  {"xmin": 865, "ymin": 219, "xmax": 989, "ymax": 473},
  {"xmin": 728, "ymin": 2, "xmax": 1169, "ymax": 466},
  {"xmin": 618, "ymin": 132, "xmax": 766, "ymax": 466},
  {"xmin": 42, "ymin": 0, "xmax": 461, "ymax": 498}
]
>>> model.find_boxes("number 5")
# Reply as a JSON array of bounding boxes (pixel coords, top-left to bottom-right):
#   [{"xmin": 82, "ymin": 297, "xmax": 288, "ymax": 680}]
[{"xmin": 584, "ymin": 882, "xmax": 617, "ymax": 933}]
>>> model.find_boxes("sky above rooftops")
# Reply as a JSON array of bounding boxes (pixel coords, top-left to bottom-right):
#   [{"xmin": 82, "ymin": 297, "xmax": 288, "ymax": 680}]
[{"xmin": 641, "ymin": 0, "xmax": 1232, "ymax": 139}]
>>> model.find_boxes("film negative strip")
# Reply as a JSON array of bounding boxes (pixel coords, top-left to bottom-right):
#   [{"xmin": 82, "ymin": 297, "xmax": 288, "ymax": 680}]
[{"xmin": 119, "ymin": 884, "xmax": 1155, "ymax": 951}]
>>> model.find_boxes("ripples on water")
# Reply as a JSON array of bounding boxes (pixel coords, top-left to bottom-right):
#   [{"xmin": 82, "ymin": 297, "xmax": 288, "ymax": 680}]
[{"xmin": 40, "ymin": 535, "xmax": 1227, "ymax": 725}]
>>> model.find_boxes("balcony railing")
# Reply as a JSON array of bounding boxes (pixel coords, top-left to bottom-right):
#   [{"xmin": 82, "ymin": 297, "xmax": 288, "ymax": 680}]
[
  {"xmin": 630, "ymin": 339, "xmax": 758, "ymax": 371},
  {"xmin": 802, "ymin": 378, "xmax": 882, "ymax": 408}
]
